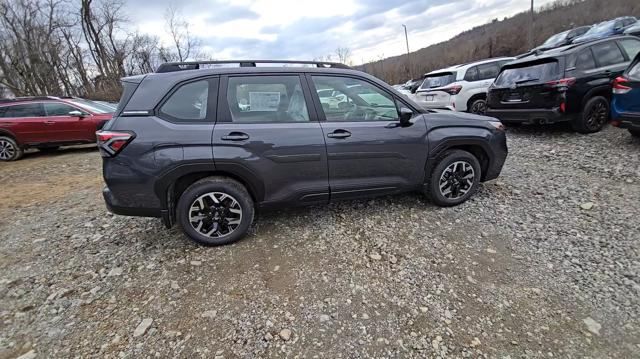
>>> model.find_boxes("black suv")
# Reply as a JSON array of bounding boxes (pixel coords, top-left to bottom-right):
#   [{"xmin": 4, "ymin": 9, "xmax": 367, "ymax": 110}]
[
  {"xmin": 487, "ymin": 36, "xmax": 640, "ymax": 133},
  {"xmin": 99, "ymin": 60, "xmax": 508, "ymax": 246}
]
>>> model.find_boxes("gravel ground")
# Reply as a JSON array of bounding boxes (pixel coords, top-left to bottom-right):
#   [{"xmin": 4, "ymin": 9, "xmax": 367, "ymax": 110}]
[{"xmin": 0, "ymin": 125, "xmax": 639, "ymax": 359}]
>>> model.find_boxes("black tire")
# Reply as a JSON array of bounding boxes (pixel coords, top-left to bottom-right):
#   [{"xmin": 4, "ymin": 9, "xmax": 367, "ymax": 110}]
[
  {"xmin": 629, "ymin": 128, "xmax": 640, "ymax": 138},
  {"xmin": 572, "ymin": 96, "xmax": 609, "ymax": 134},
  {"xmin": 468, "ymin": 98, "xmax": 487, "ymax": 115},
  {"xmin": 426, "ymin": 150, "xmax": 481, "ymax": 207},
  {"xmin": 0, "ymin": 136, "xmax": 24, "ymax": 161},
  {"xmin": 38, "ymin": 146, "xmax": 60, "ymax": 153},
  {"xmin": 176, "ymin": 176, "xmax": 254, "ymax": 246}
]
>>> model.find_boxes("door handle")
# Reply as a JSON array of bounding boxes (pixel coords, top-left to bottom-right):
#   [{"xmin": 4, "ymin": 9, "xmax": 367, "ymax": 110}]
[
  {"xmin": 44, "ymin": 121, "xmax": 55, "ymax": 125},
  {"xmin": 327, "ymin": 130, "xmax": 351, "ymax": 139},
  {"xmin": 221, "ymin": 132, "xmax": 249, "ymax": 141}
]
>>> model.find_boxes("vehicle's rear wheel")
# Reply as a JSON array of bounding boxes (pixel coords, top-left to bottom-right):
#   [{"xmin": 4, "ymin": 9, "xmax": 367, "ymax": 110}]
[
  {"xmin": 38, "ymin": 146, "xmax": 60, "ymax": 153},
  {"xmin": 177, "ymin": 177, "xmax": 254, "ymax": 246},
  {"xmin": 469, "ymin": 98, "xmax": 487, "ymax": 115},
  {"xmin": 629, "ymin": 128, "xmax": 640, "ymax": 138},
  {"xmin": 573, "ymin": 96, "xmax": 609, "ymax": 133},
  {"xmin": 426, "ymin": 150, "xmax": 481, "ymax": 207},
  {"xmin": 0, "ymin": 136, "xmax": 23, "ymax": 161}
]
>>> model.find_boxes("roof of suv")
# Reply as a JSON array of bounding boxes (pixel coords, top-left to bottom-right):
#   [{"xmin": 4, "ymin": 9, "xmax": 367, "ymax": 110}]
[
  {"xmin": 508, "ymin": 35, "xmax": 639, "ymax": 67},
  {"xmin": 423, "ymin": 57, "xmax": 515, "ymax": 76}
]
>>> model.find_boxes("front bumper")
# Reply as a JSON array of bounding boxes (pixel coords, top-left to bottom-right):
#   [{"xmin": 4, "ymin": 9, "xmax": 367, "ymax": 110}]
[
  {"xmin": 103, "ymin": 186, "xmax": 161, "ymax": 218},
  {"xmin": 486, "ymin": 107, "xmax": 569, "ymax": 124},
  {"xmin": 484, "ymin": 130, "xmax": 508, "ymax": 182}
]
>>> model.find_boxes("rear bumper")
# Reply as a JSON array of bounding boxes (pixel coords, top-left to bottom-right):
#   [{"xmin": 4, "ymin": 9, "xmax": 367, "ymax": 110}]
[
  {"xmin": 103, "ymin": 186, "xmax": 161, "ymax": 218},
  {"xmin": 486, "ymin": 107, "xmax": 569, "ymax": 124}
]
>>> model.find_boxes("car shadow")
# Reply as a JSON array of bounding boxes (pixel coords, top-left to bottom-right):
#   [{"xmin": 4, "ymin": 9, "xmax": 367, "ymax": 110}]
[
  {"xmin": 21, "ymin": 144, "xmax": 98, "ymax": 160},
  {"xmin": 504, "ymin": 122, "xmax": 576, "ymax": 135}
]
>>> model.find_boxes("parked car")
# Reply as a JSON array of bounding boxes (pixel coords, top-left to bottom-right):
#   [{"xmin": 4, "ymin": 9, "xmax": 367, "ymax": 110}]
[
  {"xmin": 486, "ymin": 36, "xmax": 640, "ymax": 133},
  {"xmin": 624, "ymin": 21, "xmax": 640, "ymax": 37},
  {"xmin": 611, "ymin": 52, "xmax": 640, "ymax": 137},
  {"xmin": 534, "ymin": 26, "xmax": 592, "ymax": 51},
  {"xmin": 98, "ymin": 60, "xmax": 508, "ymax": 246},
  {"xmin": 572, "ymin": 17, "xmax": 637, "ymax": 43},
  {"xmin": 0, "ymin": 96, "xmax": 113, "ymax": 161},
  {"xmin": 413, "ymin": 57, "xmax": 515, "ymax": 114}
]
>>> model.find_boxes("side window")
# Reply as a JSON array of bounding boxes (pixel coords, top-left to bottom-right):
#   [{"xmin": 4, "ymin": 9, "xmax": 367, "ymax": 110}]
[
  {"xmin": 160, "ymin": 80, "xmax": 209, "ymax": 122},
  {"xmin": 2, "ymin": 103, "xmax": 45, "ymax": 118},
  {"xmin": 312, "ymin": 76, "xmax": 398, "ymax": 122},
  {"xmin": 618, "ymin": 39, "xmax": 640, "ymax": 60},
  {"xmin": 575, "ymin": 49, "xmax": 596, "ymax": 71},
  {"xmin": 226, "ymin": 76, "xmax": 309, "ymax": 123},
  {"xmin": 591, "ymin": 41, "xmax": 625, "ymax": 67},
  {"xmin": 44, "ymin": 103, "xmax": 81, "ymax": 116},
  {"xmin": 477, "ymin": 63, "xmax": 500, "ymax": 80},
  {"xmin": 464, "ymin": 67, "xmax": 479, "ymax": 82},
  {"xmin": 628, "ymin": 61, "xmax": 640, "ymax": 81},
  {"xmin": 0, "ymin": 106, "xmax": 7, "ymax": 118}
]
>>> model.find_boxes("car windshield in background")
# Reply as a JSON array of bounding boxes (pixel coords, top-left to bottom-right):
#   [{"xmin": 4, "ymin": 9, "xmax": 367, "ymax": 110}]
[
  {"xmin": 542, "ymin": 32, "xmax": 568, "ymax": 47},
  {"xmin": 68, "ymin": 98, "xmax": 114, "ymax": 114},
  {"xmin": 419, "ymin": 72, "xmax": 456, "ymax": 90},
  {"xmin": 494, "ymin": 61, "xmax": 560, "ymax": 87},
  {"xmin": 586, "ymin": 21, "xmax": 614, "ymax": 35}
]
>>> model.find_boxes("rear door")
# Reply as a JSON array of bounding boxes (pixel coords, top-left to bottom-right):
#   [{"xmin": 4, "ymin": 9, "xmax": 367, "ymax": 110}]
[
  {"xmin": 0, "ymin": 103, "xmax": 47, "ymax": 144},
  {"xmin": 307, "ymin": 74, "xmax": 428, "ymax": 200},
  {"xmin": 213, "ymin": 74, "xmax": 329, "ymax": 206},
  {"xmin": 488, "ymin": 59, "xmax": 564, "ymax": 110}
]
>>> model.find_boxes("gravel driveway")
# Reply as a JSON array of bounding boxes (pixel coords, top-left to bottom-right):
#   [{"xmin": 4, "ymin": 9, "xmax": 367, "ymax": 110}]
[{"xmin": 1, "ymin": 126, "xmax": 639, "ymax": 358}]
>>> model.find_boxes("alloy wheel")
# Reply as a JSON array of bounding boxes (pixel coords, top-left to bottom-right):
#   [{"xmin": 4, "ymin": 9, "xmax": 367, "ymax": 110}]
[
  {"xmin": 438, "ymin": 161, "xmax": 475, "ymax": 200},
  {"xmin": 586, "ymin": 101, "xmax": 608, "ymax": 130},
  {"xmin": 188, "ymin": 192, "xmax": 243, "ymax": 238},
  {"xmin": 471, "ymin": 100, "xmax": 487, "ymax": 115},
  {"xmin": 0, "ymin": 139, "xmax": 16, "ymax": 160}
]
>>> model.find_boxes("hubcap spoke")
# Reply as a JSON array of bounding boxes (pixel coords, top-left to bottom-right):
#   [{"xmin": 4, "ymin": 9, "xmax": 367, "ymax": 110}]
[
  {"xmin": 438, "ymin": 161, "xmax": 475, "ymax": 200},
  {"xmin": 189, "ymin": 191, "xmax": 243, "ymax": 239}
]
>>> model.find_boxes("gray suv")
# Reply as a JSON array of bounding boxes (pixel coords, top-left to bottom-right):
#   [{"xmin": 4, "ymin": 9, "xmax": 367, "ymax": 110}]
[{"xmin": 98, "ymin": 60, "xmax": 508, "ymax": 246}]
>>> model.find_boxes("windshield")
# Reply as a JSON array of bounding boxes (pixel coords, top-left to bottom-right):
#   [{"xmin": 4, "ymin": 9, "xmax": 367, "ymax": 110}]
[
  {"xmin": 542, "ymin": 31, "xmax": 568, "ymax": 47},
  {"xmin": 585, "ymin": 21, "xmax": 615, "ymax": 35},
  {"xmin": 419, "ymin": 72, "xmax": 456, "ymax": 90},
  {"xmin": 494, "ymin": 61, "xmax": 560, "ymax": 87},
  {"xmin": 67, "ymin": 98, "xmax": 114, "ymax": 114}
]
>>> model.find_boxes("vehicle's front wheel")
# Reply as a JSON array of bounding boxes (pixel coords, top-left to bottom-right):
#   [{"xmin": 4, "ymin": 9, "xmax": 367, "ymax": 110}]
[
  {"xmin": 573, "ymin": 96, "xmax": 609, "ymax": 133},
  {"xmin": 629, "ymin": 128, "xmax": 640, "ymax": 138},
  {"xmin": 426, "ymin": 150, "xmax": 481, "ymax": 207},
  {"xmin": 177, "ymin": 177, "xmax": 254, "ymax": 246},
  {"xmin": 469, "ymin": 98, "xmax": 487, "ymax": 115},
  {"xmin": 0, "ymin": 136, "xmax": 24, "ymax": 161}
]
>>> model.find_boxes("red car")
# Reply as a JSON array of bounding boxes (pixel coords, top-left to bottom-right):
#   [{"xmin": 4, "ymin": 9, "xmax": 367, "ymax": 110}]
[{"xmin": 0, "ymin": 96, "xmax": 114, "ymax": 161}]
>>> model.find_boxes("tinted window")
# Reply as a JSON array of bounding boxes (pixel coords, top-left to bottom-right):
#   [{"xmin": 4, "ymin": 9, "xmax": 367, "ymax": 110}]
[
  {"xmin": 587, "ymin": 21, "xmax": 615, "ymax": 35},
  {"xmin": 542, "ymin": 32, "xmax": 568, "ymax": 47},
  {"xmin": 618, "ymin": 38, "xmax": 640, "ymax": 60},
  {"xmin": 227, "ymin": 76, "xmax": 309, "ymax": 123},
  {"xmin": 591, "ymin": 41, "xmax": 625, "ymax": 67},
  {"xmin": 477, "ymin": 63, "xmax": 500, "ymax": 80},
  {"xmin": 575, "ymin": 49, "xmax": 596, "ymax": 71},
  {"xmin": 623, "ymin": 18, "xmax": 635, "ymax": 27},
  {"xmin": 464, "ymin": 67, "xmax": 479, "ymax": 82},
  {"xmin": 44, "ymin": 102, "xmax": 80, "ymax": 116},
  {"xmin": 1, "ymin": 103, "xmax": 45, "ymax": 118},
  {"xmin": 419, "ymin": 72, "xmax": 456, "ymax": 90},
  {"xmin": 495, "ymin": 61, "xmax": 560, "ymax": 87},
  {"xmin": 312, "ymin": 76, "xmax": 397, "ymax": 122},
  {"xmin": 160, "ymin": 80, "xmax": 209, "ymax": 122}
]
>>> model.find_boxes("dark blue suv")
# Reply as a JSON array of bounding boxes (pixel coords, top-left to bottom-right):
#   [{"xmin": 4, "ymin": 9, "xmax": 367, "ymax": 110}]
[
  {"xmin": 612, "ymin": 53, "xmax": 640, "ymax": 137},
  {"xmin": 98, "ymin": 60, "xmax": 508, "ymax": 246}
]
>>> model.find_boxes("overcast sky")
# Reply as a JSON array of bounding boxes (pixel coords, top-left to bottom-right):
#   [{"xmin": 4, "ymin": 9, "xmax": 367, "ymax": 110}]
[{"xmin": 127, "ymin": 0, "xmax": 557, "ymax": 64}]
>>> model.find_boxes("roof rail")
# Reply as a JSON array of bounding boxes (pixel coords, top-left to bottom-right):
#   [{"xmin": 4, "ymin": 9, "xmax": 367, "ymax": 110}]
[
  {"xmin": 0, "ymin": 96, "xmax": 63, "ymax": 104},
  {"xmin": 155, "ymin": 60, "xmax": 352, "ymax": 73}
]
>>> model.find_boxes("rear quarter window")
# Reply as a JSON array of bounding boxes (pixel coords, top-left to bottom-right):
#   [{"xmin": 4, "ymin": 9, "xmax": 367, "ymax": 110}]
[
  {"xmin": 627, "ymin": 61, "xmax": 640, "ymax": 81},
  {"xmin": 494, "ymin": 60, "xmax": 560, "ymax": 87},
  {"xmin": 591, "ymin": 41, "xmax": 625, "ymax": 66},
  {"xmin": 618, "ymin": 38, "xmax": 640, "ymax": 60}
]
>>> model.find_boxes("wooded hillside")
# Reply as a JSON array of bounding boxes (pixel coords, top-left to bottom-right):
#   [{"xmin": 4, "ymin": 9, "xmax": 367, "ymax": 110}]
[{"xmin": 361, "ymin": 0, "xmax": 640, "ymax": 84}]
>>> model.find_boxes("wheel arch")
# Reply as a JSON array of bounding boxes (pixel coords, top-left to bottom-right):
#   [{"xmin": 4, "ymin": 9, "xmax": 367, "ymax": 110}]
[
  {"xmin": 466, "ymin": 93, "xmax": 487, "ymax": 112},
  {"xmin": 0, "ymin": 129, "xmax": 20, "ymax": 144},
  {"xmin": 426, "ymin": 135, "xmax": 494, "ymax": 182},
  {"xmin": 581, "ymin": 85, "xmax": 611, "ymax": 108}
]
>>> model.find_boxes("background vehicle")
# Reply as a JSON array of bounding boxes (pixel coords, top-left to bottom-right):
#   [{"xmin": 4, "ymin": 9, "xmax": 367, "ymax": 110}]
[
  {"xmin": 0, "ymin": 96, "xmax": 113, "ymax": 161},
  {"xmin": 487, "ymin": 36, "xmax": 640, "ymax": 133},
  {"xmin": 572, "ymin": 17, "xmax": 637, "ymax": 43},
  {"xmin": 535, "ymin": 26, "xmax": 592, "ymax": 51},
  {"xmin": 413, "ymin": 57, "xmax": 514, "ymax": 114},
  {"xmin": 624, "ymin": 21, "xmax": 640, "ymax": 37},
  {"xmin": 98, "ymin": 60, "xmax": 508, "ymax": 246},
  {"xmin": 611, "ymin": 52, "xmax": 640, "ymax": 137}
]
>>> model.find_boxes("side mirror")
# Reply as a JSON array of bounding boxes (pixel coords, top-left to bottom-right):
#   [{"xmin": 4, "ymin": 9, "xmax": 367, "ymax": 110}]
[
  {"xmin": 399, "ymin": 107, "xmax": 413, "ymax": 126},
  {"xmin": 69, "ymin": 110, "xmax": 86, "ymax": 118}
]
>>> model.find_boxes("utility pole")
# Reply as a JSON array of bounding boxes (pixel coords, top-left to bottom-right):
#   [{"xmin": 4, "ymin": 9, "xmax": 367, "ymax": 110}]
[
  {"xmin": 402, "ymin": 24, "xmax": 411, "ymax": 79},
  {"xmin": 528, "ymin": 0, "xmax": 534, "ymax": 49}
]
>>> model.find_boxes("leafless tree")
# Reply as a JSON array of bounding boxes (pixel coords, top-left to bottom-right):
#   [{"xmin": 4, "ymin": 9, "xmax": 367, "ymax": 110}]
[
  {"xmin": 335, "ymin": 47, "xmax": 352, "ymax": 65},
  {"xmin": 163, "ymin": 4, "xmax": 199, "ymax": 62}
]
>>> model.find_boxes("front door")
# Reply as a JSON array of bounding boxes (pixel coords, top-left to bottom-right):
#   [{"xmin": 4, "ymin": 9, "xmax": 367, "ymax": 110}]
[
  {"xmin": 213, "ymin": 74, "xmax": 329, "ymax": 206},
  {"xmin": 42, "ymin": 102, "xmax": 93, "ymax": 142},
  {"xmin": 307, "ymin": 75, "xmax": 429, "ymax": 201}
]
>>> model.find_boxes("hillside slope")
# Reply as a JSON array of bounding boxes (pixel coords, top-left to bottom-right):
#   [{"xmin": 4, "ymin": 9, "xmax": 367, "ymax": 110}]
[{"xmin": 361, "ymin": 0, "xmax": 640, "ymax": 84}]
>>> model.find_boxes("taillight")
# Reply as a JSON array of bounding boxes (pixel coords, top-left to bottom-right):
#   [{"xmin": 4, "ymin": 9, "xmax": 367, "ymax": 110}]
[
  {"xmin": 612, "ymin": 76, "xmax": 631, "ymax": 94},
  {"xmin": 443, "ymin": 84, "xmax": 462, "ymax": 95},
  {"xmin": 96, "ymin": 131, "xmax": 135, "ymax": 157},
  {"xmin": 560, "ymin": 102, "xmax": 566, "ymax": 113},
  {"xmin": 546, "ymin": 77, "xmax": 576, "ymax": 89}
]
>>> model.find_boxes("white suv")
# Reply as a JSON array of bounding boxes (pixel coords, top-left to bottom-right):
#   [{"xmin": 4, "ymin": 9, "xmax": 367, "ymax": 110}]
[{"xmin": 412, "ymin": 57, "xmax": 515, "ymax": 114}]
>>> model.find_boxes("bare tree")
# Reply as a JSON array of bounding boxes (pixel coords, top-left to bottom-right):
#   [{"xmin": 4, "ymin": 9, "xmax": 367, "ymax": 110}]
[
  {"xmin": 163, "ymin": 4, "xmax": 199, "ymax": 62},
  {"xmin": 335, "ymin": 47, "xmax": 352, "ymax": 65}
]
